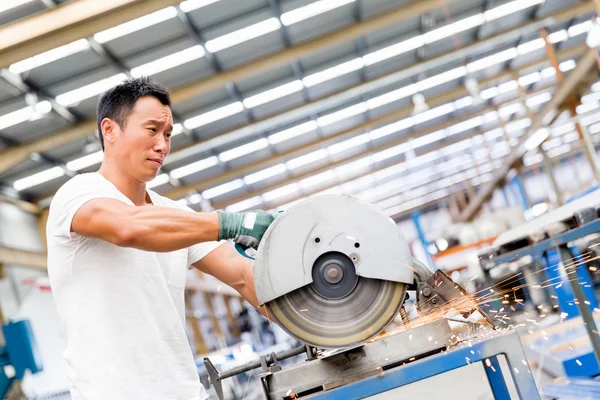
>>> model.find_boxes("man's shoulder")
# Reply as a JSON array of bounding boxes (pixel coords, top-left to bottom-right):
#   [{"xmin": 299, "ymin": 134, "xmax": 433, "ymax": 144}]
[{"xmin": 50, "ymin": 173, "xmax": 109, "ymax": 206}]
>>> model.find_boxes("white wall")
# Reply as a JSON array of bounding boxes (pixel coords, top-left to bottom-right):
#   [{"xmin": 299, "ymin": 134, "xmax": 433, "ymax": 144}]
[{"xmin": 0, "ymin": 202, "xmax": 70, "ymax": 397}]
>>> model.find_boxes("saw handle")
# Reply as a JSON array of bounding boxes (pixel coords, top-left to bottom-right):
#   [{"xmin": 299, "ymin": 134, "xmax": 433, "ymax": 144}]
[{"xmin": 235, "ymin": 243, "xmax": 255, "ymax": 260}]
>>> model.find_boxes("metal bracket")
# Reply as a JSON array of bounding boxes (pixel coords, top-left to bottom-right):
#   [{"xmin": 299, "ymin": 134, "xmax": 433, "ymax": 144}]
[
  {"xmin": 411, "ymin": 258, "xmax": 495, "ymax": 327},
  {"xmin": 204, "ymin": 344, "xmax": 317, "ymax": 400}
]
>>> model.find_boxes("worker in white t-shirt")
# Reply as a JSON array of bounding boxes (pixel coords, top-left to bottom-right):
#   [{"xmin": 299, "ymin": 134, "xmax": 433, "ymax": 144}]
[{"xmin": 46, "ymin": 77, "xmax": 278, "ymax": 400}]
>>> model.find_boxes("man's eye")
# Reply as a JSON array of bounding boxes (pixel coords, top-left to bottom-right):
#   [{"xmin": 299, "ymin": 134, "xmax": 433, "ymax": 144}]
[
  {"xmin": 148, "ymin": 127, "xmax": 157, "ymax": 133},
  {"xmin": 165, "ymin": 133, "xmax": 172, "ymax": 139}
]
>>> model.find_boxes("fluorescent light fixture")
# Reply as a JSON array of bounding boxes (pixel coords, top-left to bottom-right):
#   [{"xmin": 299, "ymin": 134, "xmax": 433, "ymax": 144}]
[
  {"xmin": 338, "ymin": 156, "xmax": 372, "ymax": 173},
  {"xmin": 498, "ymin": 80, "xmax": 519, "ymax": 93},
  {"xmin": 562, "ymin": 131, "xmax": 579, "ymax": 144},
  {"xmin": 540, "ymin": 67, "xmax": 556, "ymax": 79},
  {"xmin": 363, "ymin": 36, "xmax": 424, "ymax": 66},
  {"xmin": 541, "ymin": 137, "xmax": 562, "ymax": 151},
  {"xmin": 418, "ymin": 67, "xmax": 467, "ymax": 92},
  {"xmin": 303, "ymin": 58, "xmax": 364, "ymax": 87},
  {"xmin": 202, "ymin": 179, "xmax": 245, "ymax": 200},
  {"xmin": 243, "ymin": 80, "xmax": 304, "ymax": 108},
  {"xmin": 280, "ymin": 0, "xmax": 355, "ymax": 26},
  {"xmin": 446, "ymin": 116, "xmax": 483, "ymax": 136},
  {"xmin": 187, "ymin": 193, "xmax": 203, "ymax": 205},
  {"xmin": 226, "ymin": 196, "xmax": 262, "ymax": 212},
  {"xmin": 300, "ymin": 171, "xmax": 336, "ymax": 189},
  {"xmin": 484, "ymin": 128, "xmax": 504, "ymax": 140},
  {"xmin": 467, "ymin": 48, "xmax": 518, "ymax": 73},
  {"xmin": 180, "ymin": 0, "xmax": 220, "ymax": 13},
  {"xmin": 411, "ymin": 129, "xmax": 446, "ymax": 149},
  {"xmin": 552, "ymin": 122, "xmax": 575, "ymax": 136},
  {"xmin": 480, "ymin": 87, "xmax": 499, "ymax": 100},
  {"xmin": 218, "ymin": 138, "xmax": 269, "ymax": 162},
  {"xmin": 518, "ymin": 72, "xmax": 542, "ymax": 87},
  {"xmin": 328, "ymin": 133, "xmax": 369, "ymax": 154},
  {"xmin": 506, "ymin": 118, "xmax": 531, "ymax": 133},
  {"xmin": 342, "ymin": 175, "xmax": 374, "ymax": 194},
  {"xmin": 454, "ymin": 96, "xmax": 474, "ymax": 109},
  {"xmin": 524, "ymin": 128, "xmax": 549, "ymax": 150},
  {"xmin": 0, "ymin": 0, "xmax": 34, "ymax": 13},
  {"xmin": 372, "ymin": 144, "xmax": 407, "ymax": 162},
  {"xmin": 66, "ymin": 151, "xmax": 103, "ymax": 171},
  {"xmin": 484, "ymin": 0, "xmax": 545, "ymax": 22},
  {"xmin": 547, "ymin": 143, "xmax": 571, "ymax": 158},
  {"xmin": 374, "ymin": 164, "xmax": 405, "ymax": 181},
  {"xmin": 548, "ymin": 29, "xmax": 568, "ymax": 44},
  {"xmin": 517, "ymin": 38, "xmax": 545, "ymax": 55},
  {"xmin": 317, "ymin": 102, "xmax": 368, "ymax": 127},
  {"xmin": 243, "ymin": 163, "xmax": 287, "ymax": 185},
  {"xmin": 482, "ymin": 111, "xmax": 499, "ymax": 123},
  {"xmin": 423, "ymin": 14, "xmax": 484, "ymax": 44},
  {"xmin": 56, "ymin": 73, "xmax": 128, "ymax": 106},
  {"xmin": 147, "ymin": 173, "xmax": 170, "ymax": 189},
  {"xmin": 367, "ymin": 84, "xmax": 417, "ymax": 109},
  {"xmin": 205, "ymin": 18, "xmax": 281, "ymax": 53},
  {"xmin": 169, "ymin": 156, "xmax": 218, "ymax": 179},
  {"xmin": 184, "ymin": 102, "xmax": 244, "ymax": 129},
  {"xmin": 568, "ymin": 21, "xmax": 593, "ymax": 37},
  {"xmin": 592, "ymin": 81, "xmax": 600, "ymax": 92},
  {"xmin": 13, "ymin": 166, "xmax": 65, "ymax": 191},
  {"xmin": 268, "ymin": 121, "xmax": 317, "ymax": 144},
  {"xmin": 94, "ymin": 7, "xmax": 178, "ymax": 44},
  {"xmin": 286, "ymin": 149, "xmax": 328, "ymax": 169},
  {"xmin": 0, "ymin": 101, "xmax": 51, "ymax": 130},
  {"xmin": 413, "ymin": 103, "xmax": 455, "ymax": 125},
  {"xmin": 9, "ymin": 39, "xmax": 90, "ymax": 75},
  {"xmin": 369, "ymin": 118, "xmax": 414, "ymax": 140},
  {"xmin": 131, "ymin": 46, "xmax": 205, "ymax": 77},
  {"xmin": 262, "ymin": 183, "xmax": 299, "ymax": 202},
  {"xmin": 524, "ymin": 152, "xmax": 543, "ymax": 166},
  {"xmin": 526, "ymin": 92, "xmax": 552, "ymax": 108},
  {"xmin": 172, "ymin": 123, "xmax": 183, "ymax": 136},
  {"xmin": 498, "ymin": 103, "xmax": 523, "ymax": 118},
  {"xmin": 559, "ymin": 59, "xmax": 576, "ymax": 72}
]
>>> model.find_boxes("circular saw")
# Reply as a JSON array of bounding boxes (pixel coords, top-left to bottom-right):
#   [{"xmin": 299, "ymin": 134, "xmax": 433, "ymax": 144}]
[{"xmin": 253, "ymin": 195, "xmax": 414, "ymax": 349}]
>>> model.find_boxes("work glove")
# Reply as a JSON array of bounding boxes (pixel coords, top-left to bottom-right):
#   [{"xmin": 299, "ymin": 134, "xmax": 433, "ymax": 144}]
[{"xmin": 217, "ymin": 210, "xmax": 278, "ymax": 250}]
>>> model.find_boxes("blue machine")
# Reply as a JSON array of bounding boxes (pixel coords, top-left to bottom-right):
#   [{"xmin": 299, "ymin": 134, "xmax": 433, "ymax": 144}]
[
  {"xmin": 481, "ymin": 212, "xmax": 600, "ymax": 390},
  {"xmin": 0, "ymin": 320, "xmax": 43, "ymax": 397}
]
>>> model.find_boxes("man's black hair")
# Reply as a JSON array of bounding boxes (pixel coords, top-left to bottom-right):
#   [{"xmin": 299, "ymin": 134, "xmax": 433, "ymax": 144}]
[{"xmin": 96, "ymin": 76, "xmax": 171, "ymax": 151}]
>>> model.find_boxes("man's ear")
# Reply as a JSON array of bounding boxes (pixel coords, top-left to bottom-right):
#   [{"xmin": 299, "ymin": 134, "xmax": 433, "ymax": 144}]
[{"xmin": 100, "ymin": 118, "xmax": 119, "ymax": 146}]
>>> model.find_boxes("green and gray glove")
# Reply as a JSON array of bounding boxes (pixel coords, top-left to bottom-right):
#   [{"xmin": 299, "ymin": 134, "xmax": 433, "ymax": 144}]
[{"xmin": 217, "ymin": 210, "xmax": 278, "ymax": 250}]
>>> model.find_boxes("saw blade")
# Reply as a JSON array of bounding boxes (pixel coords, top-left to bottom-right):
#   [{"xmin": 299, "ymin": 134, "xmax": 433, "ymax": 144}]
[{"xmin": 266, "ymin": 277, "xmax": 407, "ymax": 349}]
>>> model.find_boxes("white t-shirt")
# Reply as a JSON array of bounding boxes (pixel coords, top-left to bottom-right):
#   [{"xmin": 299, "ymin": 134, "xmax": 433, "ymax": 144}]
[{"xmin": 46, "ymin": 173, "xmax": 223, "ymax": 400}]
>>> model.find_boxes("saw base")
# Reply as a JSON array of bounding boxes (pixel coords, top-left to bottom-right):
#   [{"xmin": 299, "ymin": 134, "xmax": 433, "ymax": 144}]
[{"xmin": 262, "ymin": 320, "xmax": 453, "ymax": 399}]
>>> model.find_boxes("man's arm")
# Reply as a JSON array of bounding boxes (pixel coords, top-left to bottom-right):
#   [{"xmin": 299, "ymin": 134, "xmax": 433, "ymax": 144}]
[
  {"xmin": 192, "ymin": 243, "xmax": 262, "ymax": 311},
  {"xmin": 72, "ymin": 198, "xmax": 220, "ymax": 252}
]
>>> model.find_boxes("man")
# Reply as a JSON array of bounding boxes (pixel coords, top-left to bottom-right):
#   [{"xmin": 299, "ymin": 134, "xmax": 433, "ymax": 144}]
[{"xmin": 46, "ymin": 77, "xmax": 277, "ymax": 400}]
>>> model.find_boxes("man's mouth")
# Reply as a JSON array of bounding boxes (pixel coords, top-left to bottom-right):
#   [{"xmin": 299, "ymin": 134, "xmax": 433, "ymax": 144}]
[{"xmin": 148, "ymin": 159, "xmax": 163, "ymax": 166}]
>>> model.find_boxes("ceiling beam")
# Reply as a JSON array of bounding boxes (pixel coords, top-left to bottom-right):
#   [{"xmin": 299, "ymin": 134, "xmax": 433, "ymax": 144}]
[
  {"xmin": 0, "ymin": 0, "xmax": 182, "ymax": 69},
  {"xmin": 165, "ymin": 44, "xmax": 586, "ymax": 200},
  {"xmin": 458, "ymin": 48, "xmax": 600, "ymax": 222},
  {"xmin": 0, "ymin": 1, "xmax": 590, "ymax": 178},
  {"xmin": 0, "ymin": 246, "xmax": 46, "ymax": 271},
  {"xmin": 211, "ymin": 86, "xmax": 555, "ymax": 211}
]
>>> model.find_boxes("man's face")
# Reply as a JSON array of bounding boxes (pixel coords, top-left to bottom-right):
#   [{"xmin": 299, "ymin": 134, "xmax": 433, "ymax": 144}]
[{"xmin": 104, "ymin": 96, "xmax": 173, "ymax": 184}]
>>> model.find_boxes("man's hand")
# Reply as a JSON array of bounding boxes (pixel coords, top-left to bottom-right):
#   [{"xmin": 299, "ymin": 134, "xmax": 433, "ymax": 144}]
[{"xmin": 217, "ymin": 210, "xmax": 277, "ymax": 250}]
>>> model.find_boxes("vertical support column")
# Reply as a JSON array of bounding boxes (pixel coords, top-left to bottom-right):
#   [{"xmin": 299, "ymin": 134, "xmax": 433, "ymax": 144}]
[
  {"xmin": 412, "ymin": 211, "xmax": 435, "ymax": 269},
  {"xmin": 185, "ymin": 290, "xmax": 208, "ymax": 355},
  {"xmin": 223, "ymin": 296, "xmax": 241, "ymax": 338},
  {"xmin": 37, "ymin": 208, "xmax": 49, "ymax": 250},
  {"xmin": 511, "ymin": 175, "xmax": 531, "ymax": 211},
  {"xmin": 540, "ymin": 148, "xmax": 564, "ymax": 206},
  {"xmin": 484, "ymin": 356, "xmax": 512, "ymax": 400},
  {"xmin": 540, "ymin": 28, "xmax": 600, "ymax": 183}
]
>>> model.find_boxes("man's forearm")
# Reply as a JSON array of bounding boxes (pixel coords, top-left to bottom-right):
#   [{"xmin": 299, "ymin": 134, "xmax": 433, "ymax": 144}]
[{"xmin": 118, "ymin": 205, "xmax": 220, "ymax": 252}]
